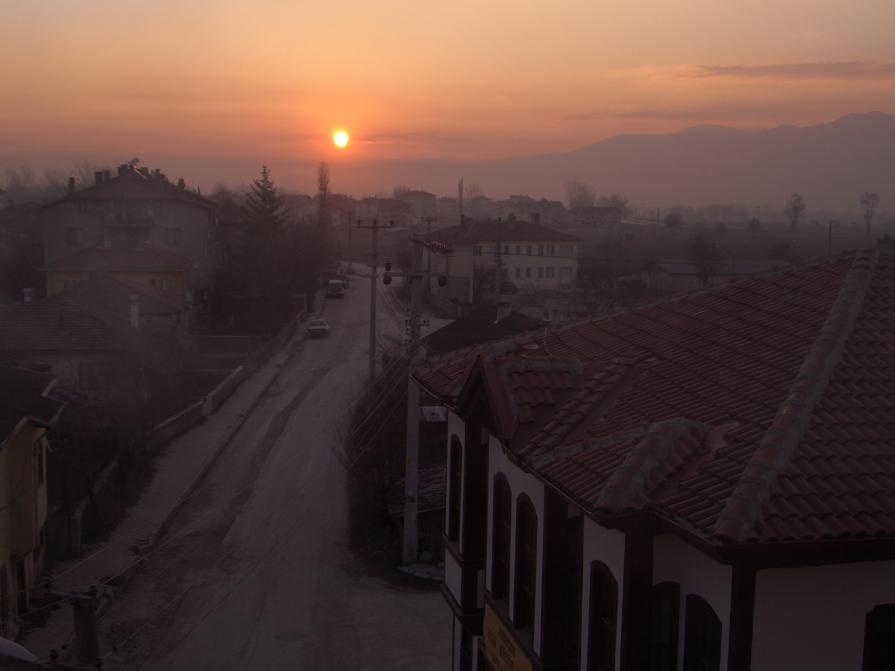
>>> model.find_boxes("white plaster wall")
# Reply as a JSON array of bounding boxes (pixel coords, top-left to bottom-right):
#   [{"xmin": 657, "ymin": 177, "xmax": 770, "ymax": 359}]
[
  {"xmin": 487, "ymin": 436, "xmax": 546, "ymax": 654},
  {"xmin": 752, "ymin": 560, "xmax": 895, "ymax": 671},
  {"xmin": 652, "ymin": 534, "xmax": 732, "ymax": 671},
  {"xmin": 444, "ymin": 550, "xmax": 463, "ymax": 604},
  {"xmin": 580, "ymin": 517, "xmax": 627, "ymax": 671}
]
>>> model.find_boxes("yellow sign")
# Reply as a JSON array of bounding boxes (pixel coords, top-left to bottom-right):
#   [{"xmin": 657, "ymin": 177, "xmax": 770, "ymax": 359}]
[{"xmin": 483, "ymin": 604, "xmax": 534, "ymax": 671}]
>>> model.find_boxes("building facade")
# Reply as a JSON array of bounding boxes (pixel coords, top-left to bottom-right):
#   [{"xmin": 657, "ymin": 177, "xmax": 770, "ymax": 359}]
[
  {"xmin": 41, "ymin": 165, "xmax": 216, "ymax": 297},
  {"xmin": 0, "ymin": 367, "xmax": 64, "ymax": 638},
  {"xmin": 415, "ymin": 240, "xmax": 895, "ymax": 671},
  {"xmin": 429, "ymin": 217, "xmax": 579, "ymax": 304}
]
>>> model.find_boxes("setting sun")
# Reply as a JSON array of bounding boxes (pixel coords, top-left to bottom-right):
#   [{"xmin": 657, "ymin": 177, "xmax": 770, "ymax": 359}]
[{"xmin": 333, "ymin": 130, "xmax": 349, "ymax": 148}]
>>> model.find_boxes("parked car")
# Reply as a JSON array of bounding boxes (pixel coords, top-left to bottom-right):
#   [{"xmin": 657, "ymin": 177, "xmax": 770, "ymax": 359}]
[
  {"xmin": 306, "ymin": 318, "xmax": 330, "ymax": 337},
  {"xmin": 326, "ymin": 279, "xmax": 346, "ymax": 298}
]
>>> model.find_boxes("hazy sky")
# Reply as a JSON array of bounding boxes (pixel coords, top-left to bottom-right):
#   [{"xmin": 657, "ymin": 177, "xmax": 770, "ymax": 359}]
[{"xmin": 2, "ymin": 0, "xmax": 894, "ymax": 189}]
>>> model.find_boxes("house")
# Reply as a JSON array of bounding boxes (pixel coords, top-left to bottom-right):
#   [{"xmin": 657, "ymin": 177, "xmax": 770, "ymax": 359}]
[
  {"xmin": 413, "ymin": 240, "xmax": 895, "ymax": 671},
  {"xmin": 357, "ymin": 197, "xmax": 413, "ymax": 228},
  {"xmin": 43, "ymin": 242, "xmax": 192, "ymax": 305},
  {"xmin": 0, "ymin": 204, "xmax": 42, "ymax": 304},
  {"xmin": 0, "ymin": 280, "xmax": 184, "ymax": 398},
  {"xmin": 0, "ymin": 367, "xmax": 65, "ymax": 638},
  {"xmin": 569, "ymin": 205, "xmax": 623, "ymax": 227},
  {"xmin": 395, "ymin": 189, "xmax": 438, "ymax": 220},
  {"xmin": 41, "ymin": 164, "xmax": 217, "ymax": 298},
  {"xmin": 429, "ymin": 217, "xmax": 580, "ymax": 304}
]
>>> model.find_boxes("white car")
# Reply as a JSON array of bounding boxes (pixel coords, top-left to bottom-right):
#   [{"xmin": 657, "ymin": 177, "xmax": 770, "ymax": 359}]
[{"xmin": 306, "ymin": 318, "xmax": 330, "ymax": 338}]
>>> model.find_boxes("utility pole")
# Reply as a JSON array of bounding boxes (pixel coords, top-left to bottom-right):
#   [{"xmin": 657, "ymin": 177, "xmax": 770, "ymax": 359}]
[
  {"xmin": 402, "ymin": 241, "xmax": 424, "ymax": 565},
  {"xmin": 358, "ymin": 218, "xmax": 391, "ymax": 384},
  {"xmin": 385, "ymin": 237, "xmax": 449, "ymax": 565}
]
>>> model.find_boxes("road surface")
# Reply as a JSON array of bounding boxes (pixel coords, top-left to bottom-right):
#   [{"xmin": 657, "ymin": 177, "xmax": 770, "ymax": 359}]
[{"xmin": 103, "ymin": 276, "xmax": 450, "ymax": 670}]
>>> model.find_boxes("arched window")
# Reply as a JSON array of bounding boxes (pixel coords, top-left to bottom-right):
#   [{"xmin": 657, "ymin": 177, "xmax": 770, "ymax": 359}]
[
  {"xmin": 447, "ymin": 436, "xmax": 462, "ymax": 542},
  {"xmin": 587, "ymin": 561, "xmax": 618, "ymax": 671},
  {"xmin": 650, "ymin": 582, "xmax": 681, "ymax": 671},
  {"xmin": 863, "ymin": 604, "xmax": 895, "ymax": 671},
  {"xmin": 683, "ymin": 595, "xmax": 721, "ymax": 671},
  {"xmin": 491, "ymin": 475, "xmax": 511, "ymax": 600},
  {"xmin": 514, "ymin": 495, "xmax": 538, "ymax": 631}
]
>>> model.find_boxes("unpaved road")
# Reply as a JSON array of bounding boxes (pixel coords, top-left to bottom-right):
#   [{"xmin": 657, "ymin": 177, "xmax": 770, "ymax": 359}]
[{"xmin": 103, "ymin": 277, "xmax": 449, "ymax": 670}]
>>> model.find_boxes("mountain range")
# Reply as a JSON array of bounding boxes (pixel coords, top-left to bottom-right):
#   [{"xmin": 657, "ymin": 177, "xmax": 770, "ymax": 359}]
[{"xmin": 337, "ymin": 112, "xmax": 895, "ymax": 212}]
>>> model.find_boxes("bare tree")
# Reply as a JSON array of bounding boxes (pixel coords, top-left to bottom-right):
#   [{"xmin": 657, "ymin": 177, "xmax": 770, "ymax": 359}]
[
  {"xmin": 465, "ymin": 183, "xmax": 484, "ymax": 199},
  {"xmin": 565, "ymin": 180, "xmax": 595, "ymax": 208},
  {"xmin": 664, "ymin": 212, "xmax": 684, "ymax": 230},
  {"xmin": 859, "ymin": 192, "xmax": 879, "ymax": 235},
  {"xmin": 783, "ymin": 193, "xmax": 806, "ymax": 233},
  {"xmin": 687, "ymin": 232, "xmax": 723, "ymax": 287},
  {"xmin": 597, "ymin": 193, "xmax": 629, "ymax": 215}
]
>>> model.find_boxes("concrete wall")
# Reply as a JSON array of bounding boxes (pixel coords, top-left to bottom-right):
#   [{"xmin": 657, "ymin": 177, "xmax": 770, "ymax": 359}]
[
  {"xmin": 580, "ymin": 517, "xmax": 627, "ymax": 671},
  {"xmin": 46, "ymin": 270, "xmax": 187, "ymax": 299},
  {"xmin": 144, "ymin": 401, "xmax": 205, "ymax": 451},
  {"xmin": 653, "ymin": 534, "xmax": 732, "ymax": 671},
  {"xmin": 752, "ymin": 560, "xmax": 895, "ymax": 671}
]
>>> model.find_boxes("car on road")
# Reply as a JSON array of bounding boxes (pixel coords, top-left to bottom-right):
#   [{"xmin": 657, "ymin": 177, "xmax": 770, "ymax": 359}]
[
  {"xmin": 306, "ymin": 318, "xmax": 330, "ymax": 337},
  {"xmin": 325, "ymin": 279, "xmax": 346, "ymax": 298}
]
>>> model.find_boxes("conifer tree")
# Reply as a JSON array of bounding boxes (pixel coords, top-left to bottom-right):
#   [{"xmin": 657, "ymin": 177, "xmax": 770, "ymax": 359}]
[{"xmin": 246, "ymin": 165, "xmax": 288, "ymax": 232}]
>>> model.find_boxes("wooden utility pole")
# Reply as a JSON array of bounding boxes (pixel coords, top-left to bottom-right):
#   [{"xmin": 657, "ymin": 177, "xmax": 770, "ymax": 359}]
[{"xmin": 357, "ymin": 219, "xmax": 391, "ymax": 384}]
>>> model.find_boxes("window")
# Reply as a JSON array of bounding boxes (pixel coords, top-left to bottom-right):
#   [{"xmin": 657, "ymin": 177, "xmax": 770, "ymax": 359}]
[
  {"xmin": 650, "ymin": 583, "xmax": 680, "ymax": 671},
  {"xmin": 503, "ymin": 245, "xmax": 509, "ymax": 255},
  {"xmin": 683, "ymin": 595, "xmax": 721, "ymax": 671},
  {"xmin": 447, "ymin": 436, "xmax": 462, "ymax": 542},
  {"xmin": 514, "ymin": 495, "xmax": 537, "ymax": 631},
  {"xmin": 33, "ymin": 440, "xmax": 44, "ymax": 486},
  {"xmin": 515, "ymin": 267, "xmax": 521, "ymax": 279},
  {"xmin": 526, "ymin": 245, "xmax": 532, "ymax": 256},
  {"xmin": 559, "ymin": 267, "xmax": 572, "ymax": 280},
  {"xmin": 538, "ymin": 244, "xmax": 544, "ymax": 256},
  {"xmin": 587, "ymin": 562, "xmax": 619, "ymax": 671},
  {"xmin": 150, "ymin": 278, "xmax": 176, "ymax": 291},
  {"xmin": 546, "ymin": 267, "xmax": 555, "ymax": 279},
  {"xmin": 547, "ymin": 244, "xmax": 555, "ymax": 256},
  {"xmin": 164, "ymin": 228, "xmax": 182, "ymax": 246},
  {"xmin": 864, "ymin": 604, "xmax": 895, "ymax": 671},
  {"xmin": 66, "ymin": 228, "xmax": 84, "ymax": 246},
  {"xmin": 62, "ymin": 279, "xmax": 82, "ymax": 291},
  {"xmin": 526, "ymin": 268, "xmax": 532, "ymax": 279},
  {"xmin": 491, "ymin": 475, "xmax": 511, "ymax": 600},
  {"xmin": 537, "ymin": 267, "xmax": 544, "ymax": 279},
  {"xmin": 473, "ymin": 245, "xmax": 482, "ymax": 256},
  {"xmin": 559, "ymin": 244, "xmax": 574, "ymax": 256},
  {"xmin": 515, "ymin": 245, "xmax": 520, "ymax": 255}
]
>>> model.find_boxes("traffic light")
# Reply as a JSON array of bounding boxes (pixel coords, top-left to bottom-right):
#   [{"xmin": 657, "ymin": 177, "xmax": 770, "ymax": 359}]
[{"xmin": 383, "ymin": 261, "xmax": 393, "ymax": 285}]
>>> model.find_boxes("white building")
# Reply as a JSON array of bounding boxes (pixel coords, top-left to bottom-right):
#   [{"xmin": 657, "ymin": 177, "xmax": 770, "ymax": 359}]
[
  {"xmin": 429, "ymin": 216, "xmax": 579, "ymax": 304},
  {"xmin": 412, "ymin": 239, "xmax": 895, "ymax": 671}
]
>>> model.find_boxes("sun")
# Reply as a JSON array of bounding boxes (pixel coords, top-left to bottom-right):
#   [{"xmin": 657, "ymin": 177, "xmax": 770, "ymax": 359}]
[{"xmin": 333, "ymin": 129, "xmax": 350, "ymax": 148}]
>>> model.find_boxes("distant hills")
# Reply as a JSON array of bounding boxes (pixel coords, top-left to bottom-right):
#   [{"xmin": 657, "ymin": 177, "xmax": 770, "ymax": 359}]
[{"xmin": 339, "ymin": 112, "xmax": 895, "ymax": 212}]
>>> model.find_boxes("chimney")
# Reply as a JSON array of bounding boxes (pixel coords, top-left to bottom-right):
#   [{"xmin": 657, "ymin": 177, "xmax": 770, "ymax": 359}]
[
  {"xmin": 139, "ymin": 167, "xmax": 150, "ymax": 178},
  {"xmin": 129, "ymin": 294, "xmax": 140, "ymax": 329},
  {"xmin": 118, "ymin": 164, "xmax": 129, "ymax": 177},
  {"xmin": 177, "ymin": 178, "xmax": 185, "ymax": 189},
  {"xmin": 67, "ymin": 177, "xmax": 75, "ymax": 194},
  {"xmin": 103, "ymin": 170, "xmax": 111, "ymax": 182},
  {"xmin": 152, "ymin": 168, "xmax": 161, "ymax": 181},
  {"xmin": 94, "ymin": 171, "xmax": 104, "ymax": 185},
  {"xmin": 532, "ymin": 212, "xmax": 541, "ymax": 225},
  {"xmin": 22, "ymin": 288, "xmax": 33, "ymax": 304}
]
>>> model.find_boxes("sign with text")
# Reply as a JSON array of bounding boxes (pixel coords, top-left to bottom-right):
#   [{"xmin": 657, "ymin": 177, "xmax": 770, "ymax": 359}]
[{"xmin": 483, "ymin": 604, "xmax": 534, "ymax": 671}]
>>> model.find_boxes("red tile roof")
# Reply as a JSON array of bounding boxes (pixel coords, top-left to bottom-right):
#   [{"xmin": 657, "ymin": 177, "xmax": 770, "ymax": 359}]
[
  {"xmin": 413, "ymin": 240, "xmax": 895, "ymax": 545},
  {"xmin": 45, "ymin": 168, "xmax": 215, "ymax": 210},
  {"xmin": 431, "ymin": 218, "xmax": 579, "ymax": 245}
]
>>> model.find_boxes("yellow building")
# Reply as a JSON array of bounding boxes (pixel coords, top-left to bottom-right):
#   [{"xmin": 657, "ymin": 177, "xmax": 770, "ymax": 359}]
[{"xmin": 0, "ymin": 367, "xmax": 64, "ymax": 638}]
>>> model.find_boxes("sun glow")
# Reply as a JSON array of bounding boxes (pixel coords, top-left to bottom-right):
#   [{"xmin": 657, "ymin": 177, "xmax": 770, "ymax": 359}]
[{"xmin": 333, "ymin": 130, "xmax": 350, "ymax": 148}]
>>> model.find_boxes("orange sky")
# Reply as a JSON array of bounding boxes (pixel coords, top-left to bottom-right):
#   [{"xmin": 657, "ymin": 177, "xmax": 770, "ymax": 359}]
[{"xmin": 2, "ymin": 0, "xmax": 894, "ymax": 188}]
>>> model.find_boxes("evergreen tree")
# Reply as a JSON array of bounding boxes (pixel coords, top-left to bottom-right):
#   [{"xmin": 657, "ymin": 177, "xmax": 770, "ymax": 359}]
[{"xmin": 246, "ymin": 165, "xmax": 288, "ymax": 232}]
